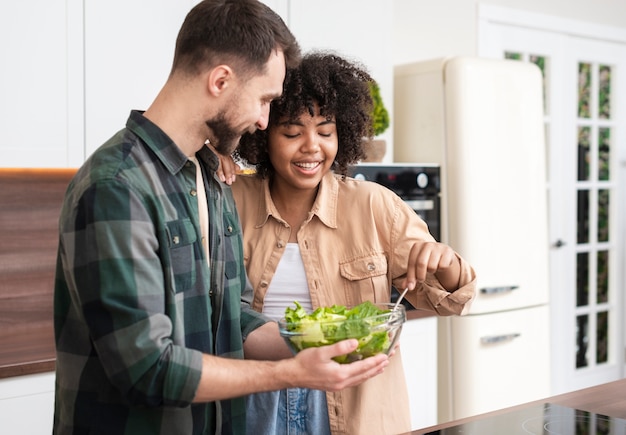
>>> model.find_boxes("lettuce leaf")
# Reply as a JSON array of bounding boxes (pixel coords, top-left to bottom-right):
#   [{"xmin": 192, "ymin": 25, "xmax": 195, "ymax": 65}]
[{"xmin": 282, "ymin": 301, "xmax": 392, "ymax": 363}]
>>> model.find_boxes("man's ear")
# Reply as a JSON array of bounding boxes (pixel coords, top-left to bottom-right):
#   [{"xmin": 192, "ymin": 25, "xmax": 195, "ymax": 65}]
[{"xmin": 206, "ymin": 65, "xmax": 233, "ymax": 97}]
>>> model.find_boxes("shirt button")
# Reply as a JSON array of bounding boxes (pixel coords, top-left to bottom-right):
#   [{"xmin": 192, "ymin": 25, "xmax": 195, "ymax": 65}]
[
  {"xmin": 190, "ymin": 189, "xmax": 197, "ymax": 196},
  {"xmin": 260, "ymin": 281, "xmax": 268, "ymax": 288},
  {"xmin": 172, "ymin": 236, "xmax": 180, "ymax": 244},
  {"xmin": 227, "ymin": 225, "xmax": 233, "ymax": 233},
  {"xmin": 277, "ymin": 240, "xmax": 284, "ymax": 248},
  {"xmin": 367, "ymin": 263, "xmax": 376, "ymax": 271}
]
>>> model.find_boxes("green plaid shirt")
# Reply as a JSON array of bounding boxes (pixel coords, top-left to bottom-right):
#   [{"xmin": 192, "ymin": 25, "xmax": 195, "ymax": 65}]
[{"xmin": 54, "ymin": 110, "xmax": 267, "ymax": 434}]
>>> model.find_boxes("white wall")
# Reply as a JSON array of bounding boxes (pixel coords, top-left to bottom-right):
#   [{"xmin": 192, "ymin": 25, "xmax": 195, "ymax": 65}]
[{"xmin": 392, "ymin": 0, "xmax": 626, "ymax": 66}]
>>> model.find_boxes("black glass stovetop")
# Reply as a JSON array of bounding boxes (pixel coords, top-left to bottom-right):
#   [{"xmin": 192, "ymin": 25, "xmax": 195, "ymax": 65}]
[{"xmin": 424, "ymin": 403, "xmax": 626, "ymax": 434}]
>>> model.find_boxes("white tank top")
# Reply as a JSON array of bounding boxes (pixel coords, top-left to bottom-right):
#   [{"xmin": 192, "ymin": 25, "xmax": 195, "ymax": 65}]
[{"xmin": 262, "ymin": 243, "xmax": 313, "ymax": 321}]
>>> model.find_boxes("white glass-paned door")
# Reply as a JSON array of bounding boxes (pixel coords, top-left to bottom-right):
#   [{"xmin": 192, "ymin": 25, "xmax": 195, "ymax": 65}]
[{"xmin": 479, "ymin": 14, "xmax": 626, "ymax": 395}]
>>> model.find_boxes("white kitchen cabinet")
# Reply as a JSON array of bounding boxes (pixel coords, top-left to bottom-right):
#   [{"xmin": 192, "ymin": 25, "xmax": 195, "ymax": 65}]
[
  {"xmin": 0, "ymin": 372, "xmax": 55, "ymax": 434},
  {"xmin": 400, "ymin": 316, "xmax": 438, "ymax": 430},
  {"xmin": 0, "ymin": 1, "xmax": 195, "ymax": 167},
  {"xmin": 83, "ymin": 0, "xmax": 198, "ymax": 158},
  {"xmin": 82, "ymin": 0, "xmax": 395, "ymax": 158},
  {"xmin": 1, "ymin": 1, "xmax": 393, "ymax": 167},
  {"xmin": 0, "ymin": 0, "xmax": 81, "ymax": 167}
]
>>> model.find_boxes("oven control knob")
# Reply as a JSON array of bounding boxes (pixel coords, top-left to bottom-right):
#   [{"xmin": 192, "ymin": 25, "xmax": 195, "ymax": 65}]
[{"xmin": 416, "ymin": 172, "xmax": 429, "ymax": 188}]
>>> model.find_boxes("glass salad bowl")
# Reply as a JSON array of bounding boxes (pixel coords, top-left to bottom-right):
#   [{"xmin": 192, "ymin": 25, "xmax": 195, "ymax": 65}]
[{"xmin": 278, "ymin": 301, "xmax": 406, "ymax": 364}]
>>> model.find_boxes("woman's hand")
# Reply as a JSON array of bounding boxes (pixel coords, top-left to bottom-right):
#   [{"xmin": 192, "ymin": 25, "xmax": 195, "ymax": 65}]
[
  {"xmin": 402, "ymin": 241, "xmax": 461, "ymax": 292},
  {"xmin": 206, "ymin": 143, "xmax": 240, "ymax": 185}
]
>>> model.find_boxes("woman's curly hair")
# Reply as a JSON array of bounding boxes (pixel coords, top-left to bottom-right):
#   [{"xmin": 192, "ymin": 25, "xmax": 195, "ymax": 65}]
[{"xmin": 235, "ymin": 51, "xmax": 375, "ymax": 178}]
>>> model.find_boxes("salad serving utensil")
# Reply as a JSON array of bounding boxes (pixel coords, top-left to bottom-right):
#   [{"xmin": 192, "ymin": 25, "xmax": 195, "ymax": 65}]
[{"xmin": 393, "ymin": 287, "xmax": 409, "ymax": 311}]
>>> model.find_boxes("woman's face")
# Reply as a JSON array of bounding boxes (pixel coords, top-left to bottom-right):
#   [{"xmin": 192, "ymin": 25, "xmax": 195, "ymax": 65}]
[{"xmin": 267, "ymin": 104, "xmax": 338, "ymax": 192}]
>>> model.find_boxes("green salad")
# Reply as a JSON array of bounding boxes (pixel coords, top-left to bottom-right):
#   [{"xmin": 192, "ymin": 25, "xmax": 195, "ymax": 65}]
[{"xmin": 282, "ymin": 300, "xmax": 393, "ymax": 363}]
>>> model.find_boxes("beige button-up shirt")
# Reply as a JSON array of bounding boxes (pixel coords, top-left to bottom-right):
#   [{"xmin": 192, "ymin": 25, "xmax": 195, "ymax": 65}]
[{"xmin": 232, "ymin": 171, "xmax": 476, "ymax": 435}]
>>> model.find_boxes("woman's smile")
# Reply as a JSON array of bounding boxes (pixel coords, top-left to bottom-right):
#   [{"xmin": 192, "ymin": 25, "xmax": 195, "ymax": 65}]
[{"xmin": 293, "ymin": 160, "xmax": 323, "ymax": 172}]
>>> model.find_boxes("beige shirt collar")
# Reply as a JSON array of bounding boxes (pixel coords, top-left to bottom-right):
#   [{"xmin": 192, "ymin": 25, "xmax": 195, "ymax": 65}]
[{"xmin": 255, "ymin": 171, "xmax": 340, "ymax": 229}]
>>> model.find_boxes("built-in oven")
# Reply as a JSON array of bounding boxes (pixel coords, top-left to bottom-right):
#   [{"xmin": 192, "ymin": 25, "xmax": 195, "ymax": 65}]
[
  {"xmin": 349, "ymin": 163, "xmax": 441, "ymax": 240},
  {"xmin": 348, "ymin": 163, "xmax": 441, "ymax": 308}
]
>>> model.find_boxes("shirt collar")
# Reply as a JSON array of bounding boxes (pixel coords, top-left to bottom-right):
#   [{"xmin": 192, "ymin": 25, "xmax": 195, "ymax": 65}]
[
  {"xmin": 125, "ymin": 110, "xmax": 220, "ymax": 175},
  {"xmin": 311, "ymin": 172, "xmax": 339, "ymax": 229},
  {"xmin": 257, "ymin": 171, "xmax": 339, "ymax": 229}
]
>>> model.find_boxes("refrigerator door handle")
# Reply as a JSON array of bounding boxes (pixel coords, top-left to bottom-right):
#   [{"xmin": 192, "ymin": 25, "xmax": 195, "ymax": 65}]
[
  {"xmin": 480, "ymin": 285, "xmax": 519, "ymax": 294},
  {"xmin": 480, "ymin": 333, "xmax": 521, "ymax": 345}
]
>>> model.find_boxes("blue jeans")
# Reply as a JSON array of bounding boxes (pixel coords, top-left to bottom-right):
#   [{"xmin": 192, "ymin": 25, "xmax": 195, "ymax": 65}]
[{"xmin": 245, "ymin": 388, "xmax": 331, "ymax": 435}]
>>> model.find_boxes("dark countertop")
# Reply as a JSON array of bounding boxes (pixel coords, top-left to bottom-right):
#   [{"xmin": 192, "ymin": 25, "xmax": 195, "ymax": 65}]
[
  {"xmin": 407, "ymin": 378, "xmax": 626, "ymax": 434},
  {"xmin": 0, "ymin": 324, "xmax": 55, "ymax": 378}
]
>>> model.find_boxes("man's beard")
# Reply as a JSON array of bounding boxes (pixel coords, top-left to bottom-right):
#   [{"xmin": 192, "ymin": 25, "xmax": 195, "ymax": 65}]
[{"xmin": 206, "ymin": 111, "xmax": 243, "ymax": 156}]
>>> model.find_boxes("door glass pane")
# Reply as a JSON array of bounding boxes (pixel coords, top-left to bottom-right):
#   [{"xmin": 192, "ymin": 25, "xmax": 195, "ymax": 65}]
[
  {"xmin": 577, "ymin": 189, "xmax": 590, "ymax": 243},
  {"xmin": 597, "ymin": 250, "xmax": 609, "ymax": 303},
  {"xmin": 578, "ymin": 62, "xmax": 591, "ymax": 118},
  {"xmin": 544, "ymin": 124, "xmax": 550, "ymax": 181},
  {"xmin": 574, "ymin": 60, "xmax": 616, "ymax": 376},
  {"xmin": 529, "ymin": 55, "xmax": 546, "ymax": 76},
  {"xmin": 577, "ymin": 126, "xmax": 591, "ymax": 181},
  {"xmin": 530, "ymin": 55, "xmax": 548, "ymax": 114},
  {"xmin": 504, "ymin": 51, "xmax": 522, "ymax": 60},
  {"xmin": 598, "ymin": 127, "xmax": 610, "ymax": 181},
  {"xmin": 576, "ymin": 314, "xmax": 589, "ymax": 368},
  {"xmin": 504, "ymin": 52, "xmax": 552, "ymax": 196},
  {"xmin": 598, "ymin": 189, "xmax": 609, "ymax": 242},
  {"xmin": 597, "ymin": 311, "xmax": 608, "ymax": 364},
  {"xmin": 576, "ymin": 252, "xmax": 589, "ymax": 307},
  {"xmin": 598, "ymin": 65, "xmax": 611, "ymax": 119}
]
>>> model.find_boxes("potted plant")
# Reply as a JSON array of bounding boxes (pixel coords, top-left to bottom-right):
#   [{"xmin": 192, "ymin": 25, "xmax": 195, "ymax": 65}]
[
  {"xmin": 363, "ymin": 80, "xmax": 390, "ymax": 162},
  {"xmin": 370, "ymin": 80, "xmax": 390, "ymax": 137}
]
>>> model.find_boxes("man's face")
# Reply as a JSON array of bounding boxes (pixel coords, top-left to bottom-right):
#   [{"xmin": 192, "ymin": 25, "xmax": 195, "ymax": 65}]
[{"xmin": 207, "ymin": 50, "xmax": 286, "ymax": 156}]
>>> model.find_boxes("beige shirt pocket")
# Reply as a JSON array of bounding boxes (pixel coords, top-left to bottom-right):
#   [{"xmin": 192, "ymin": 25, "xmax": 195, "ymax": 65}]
[{"xmin": 339, "ymin": 253, "xmax": 389, "ymax": 304}]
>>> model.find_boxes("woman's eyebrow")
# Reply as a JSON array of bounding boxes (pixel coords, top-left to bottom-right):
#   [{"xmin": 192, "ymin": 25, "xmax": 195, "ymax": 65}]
[
  {"xmin": 278, "ymin": 119, "xmax": 303, "ymax": 127},
  {"xmin": 317, "ymin": 119, "xmax": 336, "ymax": 127},
  {"xmin": 276, "ymin": 118, "xmax": 336, "ymax": 128}
]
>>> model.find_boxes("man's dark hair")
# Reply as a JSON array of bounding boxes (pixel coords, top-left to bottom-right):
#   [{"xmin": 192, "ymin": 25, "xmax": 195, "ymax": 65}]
[
  {"xmin": 172, "ymin": 0, "xmax": 300, "ymax": 78},
  {"xmin": 236, "ymin": 51, "xmax": 375, "ymax": 177}
]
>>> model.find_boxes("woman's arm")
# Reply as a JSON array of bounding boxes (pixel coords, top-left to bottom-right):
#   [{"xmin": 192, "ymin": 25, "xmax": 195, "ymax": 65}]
[{"xmin": 206, "ymin": 143, "xmax": 240, "ymax": 185}]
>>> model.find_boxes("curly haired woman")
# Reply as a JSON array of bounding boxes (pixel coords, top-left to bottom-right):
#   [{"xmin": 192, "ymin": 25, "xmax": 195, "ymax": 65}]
[{"xmin": 226, "ymin": 52, "xmax": 477, "ymax": 435}]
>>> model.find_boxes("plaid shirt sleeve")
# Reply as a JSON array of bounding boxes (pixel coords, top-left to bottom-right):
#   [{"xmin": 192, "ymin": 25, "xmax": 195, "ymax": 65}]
[{"xmin": 57, "ymin": 176, "xmax": 203, "ymax": 406}]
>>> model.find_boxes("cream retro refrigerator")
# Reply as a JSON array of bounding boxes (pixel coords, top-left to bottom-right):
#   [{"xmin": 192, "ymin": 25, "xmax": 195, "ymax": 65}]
[{"xmin": 394, "ymin": 57, "xmax": 551, "ymax": 422}]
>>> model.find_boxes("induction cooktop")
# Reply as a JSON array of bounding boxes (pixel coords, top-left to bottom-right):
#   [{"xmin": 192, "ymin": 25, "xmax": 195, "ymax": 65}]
[{"xmin": 424, "ymin": 403, "xmax": 626, "ymax": 434}]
